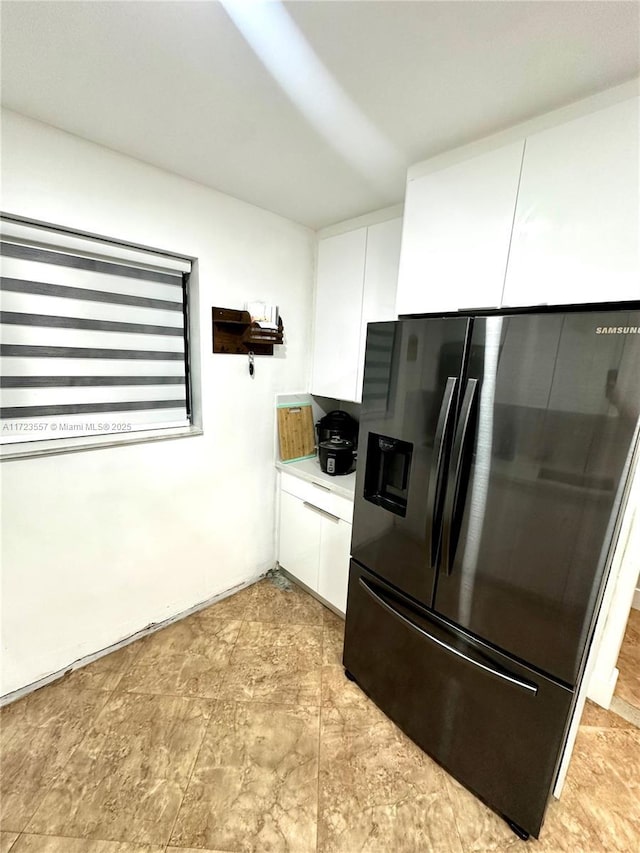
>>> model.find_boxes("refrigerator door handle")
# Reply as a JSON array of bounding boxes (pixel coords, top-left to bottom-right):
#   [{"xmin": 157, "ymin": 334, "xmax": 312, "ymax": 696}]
[
  {"xmin": 359, "ymin": 577, "xmax": 538, "ymax": 695},
  {"xmin": 442, "ymin": 378, "xmax": 478, "ymax": 575},
  {"xmin": 426, "ymin": 376, "xmax": 457, "ymax": 567}
]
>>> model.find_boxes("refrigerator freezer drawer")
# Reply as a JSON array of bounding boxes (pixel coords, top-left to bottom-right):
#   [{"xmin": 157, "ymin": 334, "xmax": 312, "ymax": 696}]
[{"xmin": 343, "ymin": 560, "xmax": 573, "ymax": 838}]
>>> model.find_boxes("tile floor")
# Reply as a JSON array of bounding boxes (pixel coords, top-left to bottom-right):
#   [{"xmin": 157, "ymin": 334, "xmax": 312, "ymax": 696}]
[
  {"xmin": 1, "ymin": 579, "xmax": 639, "ymax": 853},
  {"xmin": 614, "ymin": 607, "xmax": 640, "ymax": 710}
]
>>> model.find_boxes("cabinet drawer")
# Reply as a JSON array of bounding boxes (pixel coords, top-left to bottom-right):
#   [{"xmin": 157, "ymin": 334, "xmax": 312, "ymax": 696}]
[{"xmin": 280, "ymin": 471, "xmax": 354, "ymax": 523}]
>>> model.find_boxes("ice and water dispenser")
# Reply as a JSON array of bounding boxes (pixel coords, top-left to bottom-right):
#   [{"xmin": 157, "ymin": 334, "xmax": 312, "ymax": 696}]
[{"xmin": 364, "ymin": 433, "xmax": 413, "ymax": 518}]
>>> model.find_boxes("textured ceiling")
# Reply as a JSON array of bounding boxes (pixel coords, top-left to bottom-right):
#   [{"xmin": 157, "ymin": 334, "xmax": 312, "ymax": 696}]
[{"xmin": 1, "ymin": 1, "xmax": 639, "ymax": 228}]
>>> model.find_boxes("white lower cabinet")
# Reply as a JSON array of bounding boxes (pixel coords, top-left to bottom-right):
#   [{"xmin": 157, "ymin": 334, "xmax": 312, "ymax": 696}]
[
  {"xmin": 277, "ymin": 472, "xmax": 353, "ymax": 614},
  {"xmin": 317, "ymin": 511, "xmax": 353, "ymax": 614},
  {"xmin": 278, "ymin": 491, "xmax": 322, "ymax": 591}
]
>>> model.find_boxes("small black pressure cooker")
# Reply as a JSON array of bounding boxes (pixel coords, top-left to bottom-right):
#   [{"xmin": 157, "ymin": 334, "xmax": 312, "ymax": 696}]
[{"xmin": 316, "ymin": 410, "xmax": 358, "ymax": 476}]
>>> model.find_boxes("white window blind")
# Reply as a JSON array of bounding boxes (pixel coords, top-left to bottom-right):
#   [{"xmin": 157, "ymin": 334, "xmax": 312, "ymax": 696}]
[{"xmin": 0, "ymin": 216, "xmax": 192, "ymax": 446}]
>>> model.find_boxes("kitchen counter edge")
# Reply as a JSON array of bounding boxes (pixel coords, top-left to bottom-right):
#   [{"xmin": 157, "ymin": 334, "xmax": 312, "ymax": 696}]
[{"xmin": 275, "ymin": 457, "xmax": 356, "ymax": 501}]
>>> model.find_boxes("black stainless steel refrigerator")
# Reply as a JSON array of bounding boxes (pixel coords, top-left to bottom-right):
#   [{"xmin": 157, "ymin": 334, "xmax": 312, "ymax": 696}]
[{"xmin": 343, "ymin": 306, "xmax": 640, "ymax": 839}]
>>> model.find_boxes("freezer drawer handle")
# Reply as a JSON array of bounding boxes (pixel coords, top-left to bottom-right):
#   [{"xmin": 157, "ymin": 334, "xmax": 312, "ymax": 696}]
[
  {"xmin": 427, "ymin": 376, "xmax": 457, "ymax": 568},
  {"xmin": 359, "ymin": 577, "xmax": 538, "ymax": 695},
  {"xmin": 303, "ymin": 501, "xmax": 340, "ymax": 523}
]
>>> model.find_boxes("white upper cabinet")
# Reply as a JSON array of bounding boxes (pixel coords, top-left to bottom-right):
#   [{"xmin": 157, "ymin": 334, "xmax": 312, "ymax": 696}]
[
  {"xmin": 503, "ymin": 98, "xmax": 640, "ymax": 307},
  {"xmin": 311, "ymin": 227, "xmax": 367, "ymax": 401},
  {"xmin": 355, "ymin": 218, "xmax": 403, "ymax": 402},
  {"xmin": 396, "ymin": 141, "xmax": 525, "ymax": 316},
  {"xmin": 311, "ymin": 217, "xmax": 401, "ymax": 402}
]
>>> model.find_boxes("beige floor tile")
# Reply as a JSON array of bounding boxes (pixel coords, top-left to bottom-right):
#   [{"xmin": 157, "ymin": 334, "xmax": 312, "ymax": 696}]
[
  {"xmin": 167, "ymin": 849, "xmax": 241, "ymax": 853},
  {"xmin": 615, "ymin": 656, "xmax": 640, "ymax": 708},
  {"xmin": 528, "ymin": 784, "xmax": 606, "ymax": 852},
  {"xmin": 442, "ymin": 775, "xmax": 520, "ymax": 852},
  {"xmin": 11, "ymin": 837, "xmax": 164, "ymax": 853},
  {"xmin": 0, "ymin": 682, "xmax": 111, "ymax": 832},
  {"xmin": 321, "ymin": 664, "xmax": 371, "ymax": 710},
  {"xmin": 61, "ymin": 641, "xmax": 143, "ymax": 692},
  {"xmin": 580, "ymin": 699, "xmax": 637, "ymax": 731},
  {"xmin": 323, "ymin": 608, "xmax": 344, "ymax": 627},
  {"xmin": 25, "ymin": 692, "xmax": 212, "ymax": 846},
  {"xmin": 200, "ymin": 584, "xmax": 257, "ymax": 621},
  {"xmin": 567, "ymin": 725, "xmax": 640, "ymax": 791},
  {"xmin": 615, "ymin": 608, "xmax": 640, "ymax": 708},
  {"xmin": 318, "ymin": 703, "xmax": 460, "ymax": 852},
  {"xmin": 565, "ymin": 779, "xmax": 640, "ymax": 852},
  {"xmin": 0, "ymin": 833, "xmax": 18, "ymax": 853},
  {"xmin": 623, "ymin": 607, "xmax": 640, "ymax": 644},
  {"xmin": 242, "ymin": 579, "xmax": 325, "ymax": 626},
  {"xmin": 610, "ymin": 694, "xmax": 640, "ymax": 728},
  {"xmin": 3, "ymin": 580, "xmax": 637, "ymax": 852},
  {"xmin": 322, "ymin": 611, "xmax": 345, "ymax": 667},
  {"xmin": 118, "ymin": 616, "xmax": 242, "ymax": 698},
  {"xmin": 435, "ymin": 771, "xmax": 606, "ymax": 853},
  {"xmin": 170, "ymin": 700, "xmax": 319, "ymax": 853},
  {"xmin": 218, "ymin": 621, "xmax": 322, "ymax": 706},
  {"xmin": 563, "ymin": 722, "xmax": 640, "ymax": 852}
]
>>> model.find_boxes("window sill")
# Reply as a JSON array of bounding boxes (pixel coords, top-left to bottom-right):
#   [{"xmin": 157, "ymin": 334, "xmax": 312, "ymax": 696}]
[{"xmin": 0, "ymin": 424, "xmax": 203, "ymax": 462}]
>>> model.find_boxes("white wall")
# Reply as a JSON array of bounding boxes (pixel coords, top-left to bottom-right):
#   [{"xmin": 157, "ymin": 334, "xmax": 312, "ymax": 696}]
[{"xmin": 0, "ymin": 110, "xmax": 316, "ymax": 696}]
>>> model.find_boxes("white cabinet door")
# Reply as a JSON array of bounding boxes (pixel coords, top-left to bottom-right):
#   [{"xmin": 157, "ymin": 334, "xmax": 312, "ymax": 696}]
[
  {"xmin": 355, "ymin": 217, "xmax": 402, "ymax": 402},
  {"xmin": 503, "ymin": 98, "xmax": 640, "ymax": 307},
  {"xmin": 278, "ymin": 485, "xmax": 352, "ymax": 614},
  {"xmin": 318, "ymin": 516, "xmax": 352, "ymax": 614},
  {"xmin": 396, "ymin": 141, "xmax": 525, "ymax": 315},
  {"xmin": 278, "ymin": 491, "xmax": 321, "ymax": 591},
  {"xmin": 311, "ymin": 228, "xmax": 367, "ymax": 401}
]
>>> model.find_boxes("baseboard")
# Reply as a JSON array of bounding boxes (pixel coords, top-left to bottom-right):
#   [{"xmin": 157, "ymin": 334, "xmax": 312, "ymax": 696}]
[
  {"xmin": 610, "ymin": 695, "xmax": 640, "ymax": 728},
  {"xmin": 587, "ymin": 666, "xmax": 619, "ymax": 709},
  {"xmin": 0, "ymin": 573, "xmax": 265, "ymax": 708},
  {"xmin": 632, "ymin": 587, "xmax": 640, "ymax": 610}
]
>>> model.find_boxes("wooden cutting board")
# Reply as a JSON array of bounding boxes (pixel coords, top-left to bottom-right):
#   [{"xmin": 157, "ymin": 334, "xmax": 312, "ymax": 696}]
[{"xmin": 277, "ymin": 402, "xmax": 316, "ymax": 462}]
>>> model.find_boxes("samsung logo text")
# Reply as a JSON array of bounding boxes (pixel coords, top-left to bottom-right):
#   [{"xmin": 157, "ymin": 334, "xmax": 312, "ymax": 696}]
[{"xmin": 595, "ymin": 327, "xmax": 640, "ymax": 334}]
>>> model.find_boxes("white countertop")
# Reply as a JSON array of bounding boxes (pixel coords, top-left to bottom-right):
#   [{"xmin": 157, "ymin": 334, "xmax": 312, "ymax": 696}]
[{"xmin": 276, "ymin": 456, "xmax": 357, "ymax": 501}]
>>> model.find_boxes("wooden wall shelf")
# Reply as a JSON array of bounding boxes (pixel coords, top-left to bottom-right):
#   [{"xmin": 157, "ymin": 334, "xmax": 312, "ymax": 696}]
[{"xmin": 212, "ymin": 307, "xmax": 284, "ymax": 355}]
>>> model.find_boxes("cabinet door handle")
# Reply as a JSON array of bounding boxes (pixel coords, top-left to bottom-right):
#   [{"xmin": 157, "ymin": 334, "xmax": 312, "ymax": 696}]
[
  {"xmin": 312, "ymin": 482, "xmax": 331, "ymax": 492},
  {"xmin": 303, "ymin": 501, "xmax": 340, "ymax": 523}
]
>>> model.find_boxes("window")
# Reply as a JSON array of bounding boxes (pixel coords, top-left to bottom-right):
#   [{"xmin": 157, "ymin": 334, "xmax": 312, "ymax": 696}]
[{"xmin": 0, "ymin": 214, "xmax": 195, "ymax": 457}]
